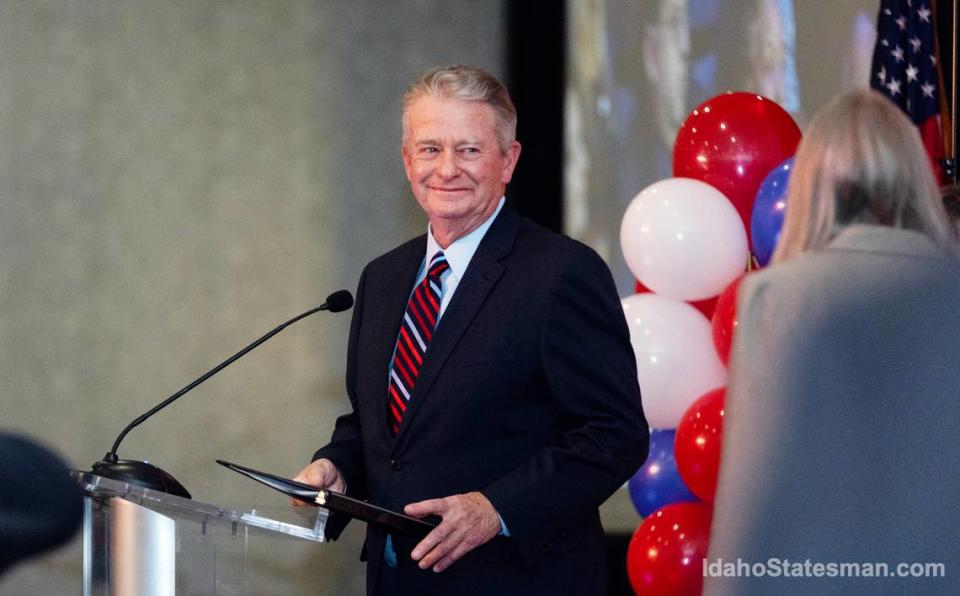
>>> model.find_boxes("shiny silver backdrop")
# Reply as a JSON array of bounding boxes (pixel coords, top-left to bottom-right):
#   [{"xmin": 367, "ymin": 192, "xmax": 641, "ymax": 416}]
[{"xmin": 0, "ymin": 2, "xmax": 504, "ymax": 594}]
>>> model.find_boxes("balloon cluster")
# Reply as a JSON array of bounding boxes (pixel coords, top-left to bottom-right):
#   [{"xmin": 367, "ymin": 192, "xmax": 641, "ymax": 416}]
[{"xmin": 620, "ymin": 92, "xmax": 800, "ymax": 595}]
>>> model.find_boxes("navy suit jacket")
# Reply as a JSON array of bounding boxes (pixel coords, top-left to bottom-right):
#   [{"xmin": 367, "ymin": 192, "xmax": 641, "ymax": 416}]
[{"xmin": 315, "ymin": 204, "xmax": 648, "ymax": 594}]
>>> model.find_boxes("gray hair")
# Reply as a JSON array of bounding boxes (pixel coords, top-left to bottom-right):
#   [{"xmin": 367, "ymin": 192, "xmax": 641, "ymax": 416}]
[
  {"xmin": 773, "ymin": 89, "xmax": 955, "ymax": 262},
  {"xmin": 402, "ymin": 65, "xmax": 517, "ymax": 152}
]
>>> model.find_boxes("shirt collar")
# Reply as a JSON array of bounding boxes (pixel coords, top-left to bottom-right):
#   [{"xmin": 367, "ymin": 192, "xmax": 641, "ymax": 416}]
[{"xmin": 425, "ymin": 197, "xmax": 505, "ymax": 280}]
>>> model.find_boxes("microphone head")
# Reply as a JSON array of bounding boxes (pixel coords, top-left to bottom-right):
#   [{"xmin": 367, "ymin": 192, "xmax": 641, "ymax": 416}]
[{"xmin": 324, "ymin": 290, "xmax": 354, "ymax": 313}]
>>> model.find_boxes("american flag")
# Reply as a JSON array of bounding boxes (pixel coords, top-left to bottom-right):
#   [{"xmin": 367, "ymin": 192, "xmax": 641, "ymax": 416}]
[{"xmin": 870, "ymin": 0, "xmax": 945, "ymax": 182}]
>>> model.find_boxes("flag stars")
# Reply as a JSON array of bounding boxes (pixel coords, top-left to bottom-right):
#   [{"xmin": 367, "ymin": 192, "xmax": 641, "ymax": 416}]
[
  {"xmin": 873, "ymin": 1, "xmax": 939, "ymax": 121},
  {"xmin": 906, "ymin": 64, "xmax": 919, "ymax": 82}
]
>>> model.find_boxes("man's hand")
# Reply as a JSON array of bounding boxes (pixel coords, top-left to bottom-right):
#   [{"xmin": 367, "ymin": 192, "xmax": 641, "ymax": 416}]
[
  {"xmin": 405, "ymin": 491, "xmax": 501, "ymax": 573},
  {"xmin": 289, "ymin": 459, "xmax": 345, "ymax": 507}
]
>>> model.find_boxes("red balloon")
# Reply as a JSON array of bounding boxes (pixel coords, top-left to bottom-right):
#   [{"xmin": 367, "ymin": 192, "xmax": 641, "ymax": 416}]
[
  {"xmin": 634, "ymin": 280, "xmax": 718, "ymax": 320},
  {"xmin": 710, "ymin": 275, "xmax": 745, "ymax": 365},
  {"xmin": 691, "ymin": 297, "xmax": 717, "ymax": 321},
  {"xmin": 675, "ymin": 388, "xmax": 726, "ymax": 503},
  {"xmin": 673, "ymin": 92, "xmax": 801, "ymax": 243},
  {"xmin": 626, "ymin": 502, "xmax": 713, "ymax": 595}
]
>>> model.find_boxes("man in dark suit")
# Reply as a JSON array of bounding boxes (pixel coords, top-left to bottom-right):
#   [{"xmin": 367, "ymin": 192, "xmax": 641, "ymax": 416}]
[{"xmin": 295, "ymin": 65, "xmax": 648, "ymax": 594}]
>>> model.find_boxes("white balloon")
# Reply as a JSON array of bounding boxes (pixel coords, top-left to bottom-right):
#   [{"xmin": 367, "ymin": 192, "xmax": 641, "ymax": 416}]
[
  {"xmin": 620, "ymin": 177, "xmax": 748, "ymax": 301},
  {"xmin": 622, "ymin": 293, "xmax": 727, "ymax": 429}
]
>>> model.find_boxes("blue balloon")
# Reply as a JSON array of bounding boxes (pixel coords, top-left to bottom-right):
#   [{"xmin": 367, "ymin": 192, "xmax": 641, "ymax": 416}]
[
  {"xmin": 750, "ymin": 157, "xmax": 794, "ymax": 266},
  {"xmin": 627, "ymin": 429, "xmax": 698, "ymax": 517}
]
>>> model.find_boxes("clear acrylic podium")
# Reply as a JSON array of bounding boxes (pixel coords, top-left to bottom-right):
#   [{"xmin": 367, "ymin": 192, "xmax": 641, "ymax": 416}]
[{"xmin": 73, "ymin": 472, "xmax": 328, "ymax": 596}]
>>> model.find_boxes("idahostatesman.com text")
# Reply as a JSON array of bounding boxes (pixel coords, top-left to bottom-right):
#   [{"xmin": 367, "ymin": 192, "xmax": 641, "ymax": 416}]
[{"xmin": 703, "ymin": 558, "xmax": 946, "ymax": 579}]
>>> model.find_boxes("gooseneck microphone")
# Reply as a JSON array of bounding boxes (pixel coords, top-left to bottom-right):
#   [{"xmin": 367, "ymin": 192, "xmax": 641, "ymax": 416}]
[{"xmin": 91, "ymin": 290, "xmax": 353, "ymax": 498}]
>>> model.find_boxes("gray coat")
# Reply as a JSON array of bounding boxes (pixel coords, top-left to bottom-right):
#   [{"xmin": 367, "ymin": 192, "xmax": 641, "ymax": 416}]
[{"xmin": 706, "ymin": 225, "xmax": 960, "ymax": 596}]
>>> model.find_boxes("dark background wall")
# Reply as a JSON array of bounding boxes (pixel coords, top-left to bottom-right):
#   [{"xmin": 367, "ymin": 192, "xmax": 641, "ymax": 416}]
[{"xmin": 507, "ymin": 3, "xmax": 566, "ymax": 232}]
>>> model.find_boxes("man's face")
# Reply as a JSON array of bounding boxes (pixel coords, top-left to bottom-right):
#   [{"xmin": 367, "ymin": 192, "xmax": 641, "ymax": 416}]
[{"xmin": 402, "ymin": 95, "xmax": 520, "ymax": 242}]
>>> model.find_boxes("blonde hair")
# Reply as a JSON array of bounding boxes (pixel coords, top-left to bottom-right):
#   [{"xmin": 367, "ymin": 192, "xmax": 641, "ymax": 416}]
[
  {"xmin": 773, "ymin": 89, "xmax": 954, "ymax": 262},
  {"xmin": 402, "ymin": 65, "xmax": 517, "ymax": 152}
]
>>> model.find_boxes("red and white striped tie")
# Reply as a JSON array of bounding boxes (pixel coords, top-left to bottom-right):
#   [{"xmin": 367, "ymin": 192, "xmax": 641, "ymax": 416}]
[{"xmin": 387, "ymin": 251, "xmax": 448, "ymax": 435}]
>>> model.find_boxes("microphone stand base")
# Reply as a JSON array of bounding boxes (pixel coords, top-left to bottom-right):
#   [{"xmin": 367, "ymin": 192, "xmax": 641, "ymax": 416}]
[{"xmin": 91, "ymin": 458, "xmax": 191, "ymax": 499}]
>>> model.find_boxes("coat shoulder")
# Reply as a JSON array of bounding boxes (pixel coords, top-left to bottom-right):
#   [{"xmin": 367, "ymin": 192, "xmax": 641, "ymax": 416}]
[{"xmin": 513, "ymin": 218, "xmax": 610, "ymax": 274}]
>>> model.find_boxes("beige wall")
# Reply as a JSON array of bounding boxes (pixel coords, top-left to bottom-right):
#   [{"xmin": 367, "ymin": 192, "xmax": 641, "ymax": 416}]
[{"xmin": 0, "ymin": 1, "xmax": 504, "ymax": 593}]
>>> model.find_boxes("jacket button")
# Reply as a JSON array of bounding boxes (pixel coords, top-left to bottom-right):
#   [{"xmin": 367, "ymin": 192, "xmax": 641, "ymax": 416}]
[{"xmin": 389, "ymin": 458, "xmax": 401, "ymax": 471}]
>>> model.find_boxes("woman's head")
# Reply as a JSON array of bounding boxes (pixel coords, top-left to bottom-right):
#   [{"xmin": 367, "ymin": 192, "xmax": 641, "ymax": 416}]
[{"xmin": 773, "ymin": 89, "xmax": 953, "ymax": 262}]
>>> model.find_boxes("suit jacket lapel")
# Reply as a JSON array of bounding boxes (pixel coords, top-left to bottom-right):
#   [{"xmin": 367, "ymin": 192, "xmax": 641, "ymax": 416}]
[{"xmin": 393, "ymin": 205, "xmax": 521, "ymax": 450}]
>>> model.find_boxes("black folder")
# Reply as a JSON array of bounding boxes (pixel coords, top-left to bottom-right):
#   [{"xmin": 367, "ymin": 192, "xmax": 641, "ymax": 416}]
[{"xmin": 216, "ymin": 459, "xmax": 436, "ymax": 536}]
